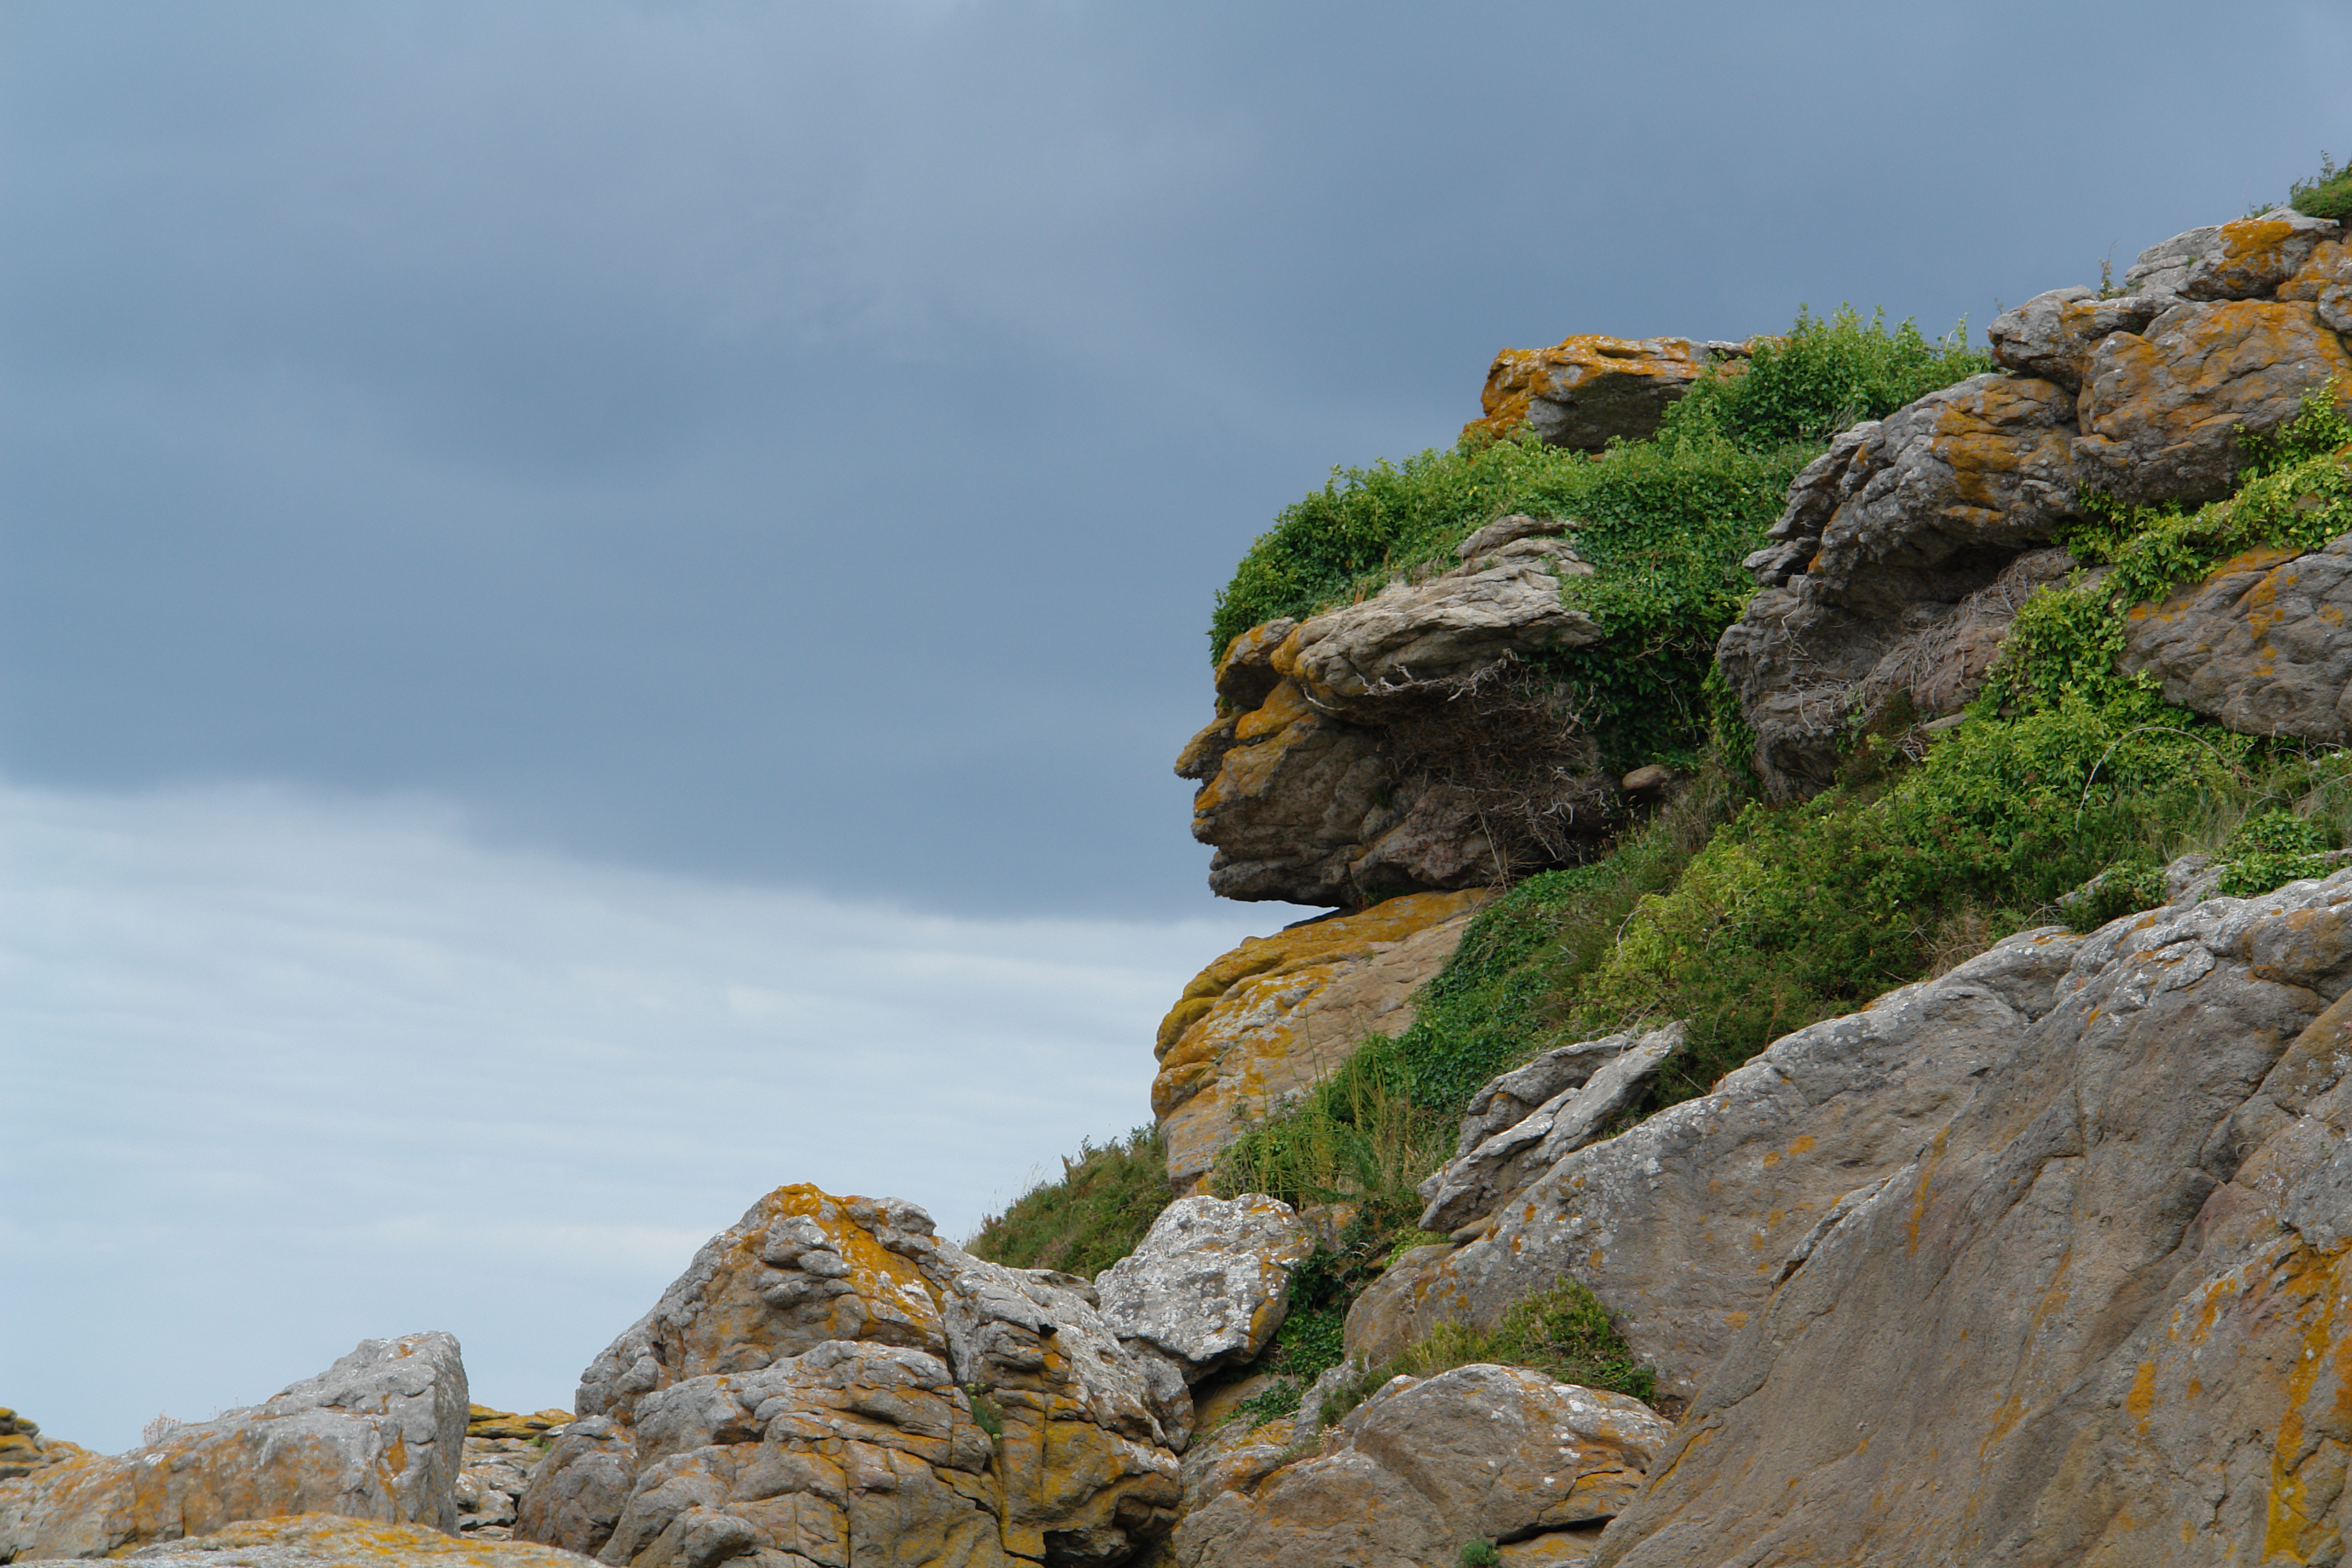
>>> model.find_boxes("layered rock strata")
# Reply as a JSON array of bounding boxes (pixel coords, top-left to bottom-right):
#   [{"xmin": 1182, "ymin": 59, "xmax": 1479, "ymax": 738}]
[
  {"xmin": 1725, "ymin": 210, "xmax": 2352, "ymax": 799},
  {"xmin": 1179, "ymin": 518, "xmax": 1613, "ymax": 907},
  {"xmin": 1463, "ymin": 335, "xmax": 1751, "ymax": 450},
  {"xmin": 1152, "ymin": 890, "xmax": 1489, "ymax": 1192},
  {"xmin": 515, "ymin": 1184, "xmax": 1188, "ymax": 1568},
  {"xmin": 1174, "ymin": 1364, "xmax": 1672, "ymax": 1568},
  {"xmin": 1590, "ymin": 867, "xmax": 2352, "ymax": 1567},
  {"xmin": 0, "ymin": 1335, "xmax": 469, "ymax": 1561},
  {"xmin": 0, "ymin": 1411, "xmax": 84, "ymax": 1484},
  {"xmin": 1344, "ymin": 930, "xmax": 2087, "ymax": 1399}
]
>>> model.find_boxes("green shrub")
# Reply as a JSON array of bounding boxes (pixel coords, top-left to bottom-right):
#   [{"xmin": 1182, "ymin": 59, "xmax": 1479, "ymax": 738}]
[
  {"xmin": 2214, "ymin": 809, "xmax": 2336, "ymax": 898},
  {"xmin": 1658, "ymin": 304, "xmax": 1989, "ymax": 449},
  {"xmin": 2289, "ymin": 153, "xmax": 2352, "ymax": 223},
  {"xmin": 1459, "ymin": 1541, "xmax": 1501, "ymax": 1568},
  {"xmin": 965, "ymin": 1126, "xmax": 1172, "ymax": 1278}
]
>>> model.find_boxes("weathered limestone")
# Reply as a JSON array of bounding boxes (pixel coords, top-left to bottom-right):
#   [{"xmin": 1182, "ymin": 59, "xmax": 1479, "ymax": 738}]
[
  {"xmin": 1415, "ymin": 1025, "xmax": 1680, "ymax": 1236},
  {"xmin": 0, "ymin": 1336, "xmax": 469, "ymax": 1561},
  {"xmin": 1095, "ymin": 1196, "xmax": 1313, "ymax": 1384},
  {"xmin": 2120, "ymin": 535, "xmax": 2352, "ymax": 742},
  {"xmin": 514, "ymin": 1185, "xmax": 1184, "ymax": 1568},
  {"xmin": 1344, "ymin": 930, "xmax": 2087, "ymax": 1398},
  {"xmin": 1590, "ymin": 869, "xmax": 2352, "ymax": 1568},
  {"xmin": 1174, "ymin": 1365, "xmax": 1671, "ymax": 1568},
  {"xmin": 1719, "ymin": 373, "xmax": 2085, "ymax": 797},
  {"xmin": 10, "ymin": 1513, "xmax": 596, "ymax": 1568},
  {"xmin": 1180, "ymin": 524, "xmax": 1614, "ymax": 906},
  {"xmin": 1152, "ymin": 890, "xmax": 1489, "ymax": 1192},
  {"xmin": 1463, "ymin": 335, "xmax": 1750, "ymax": 451},
  {"xmin": 2073, "ymin": 298, "xmax": 2352, "ymax": 505}
]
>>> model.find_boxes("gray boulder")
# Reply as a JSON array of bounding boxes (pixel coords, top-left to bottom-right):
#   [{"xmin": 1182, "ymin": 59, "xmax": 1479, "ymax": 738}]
[
  {"xmin": 0, "ymin": 1334, "xmax": 469, "ymax": 1561},
  {"xmin": 1175, "ymin": 1365, "xmax": 1671, "ymax": 1568},
  {"xmin": 2122, "ymin": 206, "xmax": 2342, "ymax": 301},
  {"xmin": 2281, "ymin": 235, "xmax": 2352, "ymax": 334},
  {"xmin": 1345, "ymin": 930, "xmax": 2086, "ymax": 1398},
  {"xmin": 1416, "ymin": 1025, "xmax": 1680, "ymax": 1235},
  {"xmin": 1985, "ymin": 286, "xmax": 2169, "ymax": 391},
  {"xmin": 2121, "ymin": 532, "xmax": 2352, "ymax": 742},
  {"xmin": 1095, "ymin": 1194, "xmax": 1315, "ymax": 1383},
  {"xmin": 1591, "ymin": 868, "xmax": 2352, "ymax": 1567}
]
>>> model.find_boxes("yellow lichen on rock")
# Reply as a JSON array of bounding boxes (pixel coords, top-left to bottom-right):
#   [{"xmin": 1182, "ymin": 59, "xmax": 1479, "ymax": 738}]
[
  {"xmin": 1463, "ymin": 333, "xmax": 1747, "ymax": 450},
  {"xmin": 1153, "ymin": 889, "xmax": 1490, "ymax": 1191},
  {"xmin": 60, "ymin": 1511, "xmax": 598, "ymax": 1566}
]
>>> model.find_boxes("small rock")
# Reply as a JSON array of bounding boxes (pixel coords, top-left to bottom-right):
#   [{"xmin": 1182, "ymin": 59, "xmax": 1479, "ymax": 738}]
[
  {"xmin": 1464, "ymin": 334, "xmax": 1751, "ymax": 451},
  {"xmin": 1618, "ymin": 764, "xmax": 1675, "ymax": 794}
]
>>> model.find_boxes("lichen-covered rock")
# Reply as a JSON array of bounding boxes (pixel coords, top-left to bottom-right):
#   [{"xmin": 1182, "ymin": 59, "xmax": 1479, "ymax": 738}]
[
  {"xmin": 1985, "ymin": 286, "xmax": 2169, "ymax": 391},
  {"xmin": 1174, "ymin": 1365, "xmax": 1670, "ymax": 1568},
  {"xmin": 2120, "ymin": 535, "xmax": 2352, "ymax": 742},
  {"xmin": 2281, "ymin": 237, "xmax": 2352, "ymax": 335},
  {"xmin": 1180, "ymin": 525, "xmax": 1614, "ymax": 907},
  {"xmin": 515, "ymin": 1184, "xmax": 1183, "ymax": 1568},
  {"xmin": 0, "ymin": 1410, "xmax": 86, "ymax": 1485},
  {"xmin": 1719, "ymin": 373, "xmax": 2083, "ymax": 797},
  {"xmin": 1345, "ymin": 930, "xmax": 2086, "ymax": 1396},
  {"xmin": 2073, "ymin": 298, "xmax": 2352, "ymax": 505},
  {"xmin": 1151, "ymin": 890, "xmax": 1489, "ymax": 1191},
  {"xmin": 7, "ymin": 1512, "xmax": 596, "ymax": 1568},
  {"xmin": 2122, "ymin": 207, "xmax": 2344, "ymax": 302},
  {"xmin": 0, "ymin": 1336, "xmax": 469, "ymax": 1561},
  {"xmin": 1463, "ymin": 335, "xmax": 1749, "ymax": 451},
  {"xmin": 1096, "ymin": 1196, "xmax": 1313, "ymax": 1382},
  {"xmin": 1590, "ymin": 869, "xmax": 2352, "ymax": 1568},
  {"xmin": 1415, "ymin": 1025, "xmax": 1679, "ymax": 1235}
]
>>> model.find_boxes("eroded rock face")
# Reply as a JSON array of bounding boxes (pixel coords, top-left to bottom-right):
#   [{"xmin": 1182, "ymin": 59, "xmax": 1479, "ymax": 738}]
[
  {"xmin": 1720, "ymin": 373, "xmax": 2085, "ymax": 797},
  {"xmin": 1463, "ymin": 335, "xmax": 1749, "ymax": 451},
  {"xmin": 10, "ymin": 1512, "xmax": 596, "ymax": 1568},
  {"xmin": 514, "ymin": 1184, "xmax": 1184, "ymax": 1568},
  {"xmin": 1344, "ymin": 931, "xmax": 2086, "ymax": 1398},
  {"xmin": 0, "ymin": 1335, "xmax": 469, "ymax": 1562},
  {"xmin": 2122, "ymin": 207, "xmax": 2344, "ymax": 302},
  {"xmin": 1152, "ymin": 891, "xmax": 1489, "ymax": 1191},
  {"xmin": 1591, "ymin": 869, "xmax": 2352, "ymax": 1568},
  {"xmin": 1096, "ymin": 1196, "xmax": 1313, "ymax": 1384},
  {"xmin": 1175, "ymin": 1365, "xmax": 1670, "ymax": 1568},
  {"xmin": 1181, "ymin": 526, "xmax": 1613, "ymax": 906},
  {"xmin": 1415, "ymin": 1025, "xmax": 1680, "ymax": 1236},
  {"xmin": 2120, "ymin": 535, "xmax": 2352, "ymax": 742}
]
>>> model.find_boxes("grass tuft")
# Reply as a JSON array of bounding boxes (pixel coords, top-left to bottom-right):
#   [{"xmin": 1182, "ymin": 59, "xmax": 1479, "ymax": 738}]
[{"xmin": 965, "ymin": 1126, "xmax": 1173, "ymax": 1279}]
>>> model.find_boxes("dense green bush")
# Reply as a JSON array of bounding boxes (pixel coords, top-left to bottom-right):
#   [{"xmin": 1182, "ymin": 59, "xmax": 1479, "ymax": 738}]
[
  {"xmin": 965, "ymin": 1126, "xmax": 1174, "ymax": 1277},
  {"xmin": 1657, "ymin": 305, "xmax": 1988, "ymax": 449},
  {"xmin": 2288, "ymin": 153, "xmax": 2352, "ymax": 223}
]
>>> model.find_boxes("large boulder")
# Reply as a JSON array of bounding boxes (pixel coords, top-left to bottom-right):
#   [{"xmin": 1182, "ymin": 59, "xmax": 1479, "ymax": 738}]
[
  {"xmin": 1718, "ymin": 372, "xmax": 2084, "ymax": 798},
  {"xmin": 1463, "ymin": 335, "xmax": 1749, "ymax": 451},
  {"xmin": 1151, "ymin": 890, "xmax": 1490, "ymax": 1191},
  {"xmin": 1414, "ymin": 1025, "xmax": 1680, "ymax": 1236},
  {"xmin": 0, "ymin": 1335, "xmax": 469, "ymax": 1561},
  {"xmin": 1343, "ymin": 930, "xmax": 2086, "ymax": 1399},
  {"xmin": 514, "ymin": 1185, "xmax": 1185, "ymax": 1568},
  {"xmin": 2121, "ymin": 535, "xmax": 2352, "ymax": 742},
  {"xmin": 2072, "ymin": 298, "xmax": 2352, "ymax": 505},
  {"xmin": 2121, "ymin": 207, "xmax": 2344, "ymax": 302},
  {"xmin": 1095, "ymin": 1195, "xmax": 1314, "ymax": 1384},
  {"xmin": 1180, "ymin": 522, "xmax": 1615, "ymax": 906},
  {"xmin": 1590, "ymin": 868, "xmax": 2352, "ymax": 1567},
  {"xmin": 1174, "ymin": 1365, "xmax": 1671, "ymax": 1568}
]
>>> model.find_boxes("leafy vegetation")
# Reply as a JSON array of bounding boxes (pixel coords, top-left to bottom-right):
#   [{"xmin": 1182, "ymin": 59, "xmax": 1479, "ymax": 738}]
[
  {"xmin": 2288, "ymin": 152, "xmax": 2352, "ymax": 223},
  {"xmin": 1656, "ymin": 305, "xmax": 1987, "ymax": 449},
  {"xmin": 965, "ymin": 1126, "xmax": 1174, "ymax": 1277}
]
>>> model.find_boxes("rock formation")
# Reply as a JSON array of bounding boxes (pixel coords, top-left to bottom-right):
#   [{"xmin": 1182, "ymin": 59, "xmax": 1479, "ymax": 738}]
[
  {"xmin": 0, "ymin": 1334, "xmax": 469, "ymax": 1561},
  {"xmin": 1462, "ymin": 335, "xmax": 1750, "ymax": 450},
  {"xmin": 1095, "ymin": 1196, "xmax": 1313, "ymax": 1386},
  {"xmin": 1152, "ymin": 889, "xmax": 1489, "ymax": 1191},
  {"xmin": 515, "ymin": 1184, "xmax": 1190, "ymax": 1568},
  {"xmin": 1174, "ymin": 1364, "xmax": 1672, "ymax": 1568},
  {"xmin": 13, "ymin": 1512, "xmax": 595, "ymax": 1567},
  {"xmin": 1178, "ymin": 517, "xmax": 1615, "ymax": 908},
  {"xmin": 2122, "ymin": 536, "xmax": 2352, "ymax": 742},
  {"xmin": 1725, "ymin": 209, "xmax": 2352, "ymax": 799},
  {"xmin": 0, "ymin": 1413, "xmax": 85, "ymax": 1485},
  {"xmin": 1590, "ymin": 867, "xmax": 2352, "ymax": 1567}
]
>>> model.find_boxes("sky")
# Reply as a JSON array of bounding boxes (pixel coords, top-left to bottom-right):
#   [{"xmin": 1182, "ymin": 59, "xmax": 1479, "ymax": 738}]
[{"xmin": 3, "ymin": 0, "xmax": 2347, "ymax": 1453}]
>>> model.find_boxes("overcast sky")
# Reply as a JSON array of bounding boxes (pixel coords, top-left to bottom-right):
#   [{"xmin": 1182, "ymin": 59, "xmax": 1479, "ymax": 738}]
[{"xmin": 4, "ymin": 1, "xmax": 2347, "ymax": 1454}]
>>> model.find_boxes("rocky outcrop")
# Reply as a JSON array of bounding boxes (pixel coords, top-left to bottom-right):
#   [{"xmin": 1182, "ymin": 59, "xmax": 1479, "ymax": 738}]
[
  {"xmin": 1414, "ymin": 1025, "xmax": 1679, "ymax": 1236},
  {"xmin": 0, "ymin": 1412, "xmax": 85, "ymax": 1485},
  {"xmin": 1729, "ymin": 211, "xmax": 2352, "ymax": 799},
  {"xmin": 1463, "ymin": 335, "xmax": 1749, "ymax": 451},
  {"xmin": 1590, "ymin": 867, "xmax": 2352, "ymax": 1568},
  {"xmin": 2120, "ymin": 536, "xmax": 2352, "ymax": 742},
  {"xmin": 1174, "ymin": 1365, "xmax": 1671, "ymax": 1568},
  {"xmin": 459, "ymin": 1405, "xmax": 577, "ymax": 1539},
  {"xmin": 1343, "ymin": 930, "xmax": 2086, "ymax": 1397},
  {"xmin": 514, "ymin": 1184, "xmax": 1185, "ymax": 1568},
  {"xmin": 1180, "ymin": 518, "xmax": 1616, "ymax": 907},
  {"xmin": 1096, "ymin": 1196, "xmax": 1313, "ymax": 1385},
  {"xmin": 0, "ymin": 1335, "xmax": 469, "ymax": 1561},
  {"xmin": 8, "ymin": 1512, "xmax": 598, "ymax": 1567},
  {"xmin": 1152, "ymin": 890, "xmax": 1489, "ymax": 1191}
]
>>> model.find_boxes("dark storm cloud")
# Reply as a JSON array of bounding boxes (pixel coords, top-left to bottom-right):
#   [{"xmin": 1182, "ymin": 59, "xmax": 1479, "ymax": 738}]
[{"xmin": 4, "ymin": 0, "xmax": 2347, "ymax": 913}]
